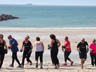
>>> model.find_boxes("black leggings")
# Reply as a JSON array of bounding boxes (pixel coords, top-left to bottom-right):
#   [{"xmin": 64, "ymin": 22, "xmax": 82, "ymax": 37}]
[
  {"xmin": 64, "ymin": 51, "xmax": 71, "ymax": 62},
  {"xmin": 51, "ymin": 50, "xmax": 59, "ymax": 66},
  {"xmin": 0, "ymin": 53, "xmax": 5, "ymax": 68},
  {"xmin": 35, "ymin": 51, "xmax": 43, "ymax": 62},
  {"xmin": 90, "ymin": 53, "xmax": 96, "ymax": 65},
  {"xmin": 12, "ymin": 52, "xmax": 21, "ymax": 66},
  {"xmin": 22, "ymin": 51, "xmax": 32, "ymax": 66}
]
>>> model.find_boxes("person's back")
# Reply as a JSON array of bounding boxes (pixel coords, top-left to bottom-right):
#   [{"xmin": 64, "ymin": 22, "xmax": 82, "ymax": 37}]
[
  {"xmin": 35, "ymin": 41, "xmax": 43, "ymax": 52},
  {"xmin": 51, "ymin": 39, "xmax": 58, "ymax": 51},
  {"xmin": 9, "ymin": 38, "xmax": 18, "ymax": 52}
]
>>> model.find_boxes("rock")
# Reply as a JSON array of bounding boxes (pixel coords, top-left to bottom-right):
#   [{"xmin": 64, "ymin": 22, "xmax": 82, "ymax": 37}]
[{"xmin": 0, "ymin": 14, "xmax": 19, "ymax": 21}]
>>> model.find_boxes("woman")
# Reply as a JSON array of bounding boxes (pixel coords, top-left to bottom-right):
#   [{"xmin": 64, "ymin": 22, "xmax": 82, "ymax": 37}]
[
  {"xmin": 21, "ymin": 36, "xmax": 33, "ymax": 68},
  {"xmin": 34, "ymin": 37, "xmax": 44, "ymax": 69},
  {"xmin": 22, "ymin": 35, "xmax": 32, "ymax": 64},
  {"xmin": 49, "ymin": 34, "xmax": 61, "ymax": 69},
  {"xmin": 0, "ymin": 34, "xmax": 7, "ymax": 69},
  {"xmin": 62, "ymin": 36, "xmax": 74, "ymax": 66},
  {"xmin": 90, "ymin": 39, "xmax": 96, "ymax": 66}
]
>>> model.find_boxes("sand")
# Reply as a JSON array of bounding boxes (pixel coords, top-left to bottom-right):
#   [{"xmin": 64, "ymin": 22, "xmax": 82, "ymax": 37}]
[{"xmin": 0, "ymin": 28, "xmax": 96, "ymax": 72}]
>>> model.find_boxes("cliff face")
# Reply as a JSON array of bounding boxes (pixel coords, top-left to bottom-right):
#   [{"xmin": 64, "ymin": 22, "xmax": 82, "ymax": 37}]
[{"xmin": 0, "ymin": 14, "xmax": 19, "ymax": 21}]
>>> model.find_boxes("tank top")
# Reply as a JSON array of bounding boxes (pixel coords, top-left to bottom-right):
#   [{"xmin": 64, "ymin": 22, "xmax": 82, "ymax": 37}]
[
  {"xmin": 35, "ymin": 42, "xmax": 43, "ymax": 52},
  {"xmin": 51, "ymin": 39, "xmax": 58, "ymax": 51},
  {"xmin": 0, "ymin": 40, "xmax": 5, "ymax": 54}
]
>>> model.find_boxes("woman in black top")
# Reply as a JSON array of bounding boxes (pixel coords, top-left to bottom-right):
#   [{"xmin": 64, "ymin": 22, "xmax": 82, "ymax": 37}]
[
  {"xmin": 49, "ymin": 34, "xmax": 61, "ymax": 69},
  {"xmin": 0, "ymin": 34, "xmax": 7, "ymax": 69},
  {"xmin": 21, "ymin": 36, "xmax": 33, "ymax": 68},
  {"xmin": 77, "ymin": 38, "xmax": 89, "ymax": 69}
]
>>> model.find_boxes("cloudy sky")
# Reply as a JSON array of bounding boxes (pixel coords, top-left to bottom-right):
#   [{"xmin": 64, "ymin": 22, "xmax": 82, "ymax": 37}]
[{"xmin": 0, "ymin": 0, "xmax": 96, "ymax": 6}]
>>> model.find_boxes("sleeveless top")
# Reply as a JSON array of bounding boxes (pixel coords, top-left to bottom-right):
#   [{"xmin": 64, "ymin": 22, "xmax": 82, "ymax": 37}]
[
  {"xmin": 35, "ymin": 42, "xmax": 43, "ymax": 52},
  {"xmin": 51, "ymin": 39, "xmax": 58, "ymax": 52},
  {"xmin": 0, "ymin": 40, "xmax": 5, "ymax": 54}
]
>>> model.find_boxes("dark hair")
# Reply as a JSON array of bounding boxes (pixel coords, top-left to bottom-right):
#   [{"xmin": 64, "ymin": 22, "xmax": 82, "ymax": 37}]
[
  {"xmin": 65, "ymin": 36, "xmax": 68, "ymax": 40},
  {"xmin": 0, "ymin": 34, "xmax": 3, "ymax": 38},
  {"xmin": 36, "ymin": 37, "xmax": 40, "ymax": 41},
  {"xmin": 50, "ymin": 34, "xmax": 56, "ymax": 40}
]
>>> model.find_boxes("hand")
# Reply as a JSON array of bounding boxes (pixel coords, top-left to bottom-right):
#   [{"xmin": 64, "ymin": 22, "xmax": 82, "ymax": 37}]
[
  {"xmin": 20, "ymin": 48, "xmax": 23, "ymax": 52},
  {"xmin": 86, "ymin": 48, "xmax": 89, "ymax": 53},
  {"xmin": 28, "ymin": 50, "xmax": 32, "ymax": 53},
  {"xmin": 8, "ymin": 46, "xmax": 11, "ymax": 49},
  {"xmin": 4, "ymin": 48, "xmax": 8, "ymax": 54},
  {"xmin": 90, "ymin": 49, "xmax": 94, "ymax": 52}
]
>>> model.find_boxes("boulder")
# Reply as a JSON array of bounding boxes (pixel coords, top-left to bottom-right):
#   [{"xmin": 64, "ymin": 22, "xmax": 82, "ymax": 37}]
[{"xmin": 0, "ymin": 14, "xmax": 19, "ymax": 21}]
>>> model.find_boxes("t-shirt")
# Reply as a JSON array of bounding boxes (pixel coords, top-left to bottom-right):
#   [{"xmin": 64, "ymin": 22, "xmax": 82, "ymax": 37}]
[
  {"xmin": 77, "ymin": 41, "xmax": 88, "ymax": 53},
  {"xmin": 90, "ymin": 43, "xmax": 96, "ymax": 53},
  {"xmin": 23, "ymin": 41, "xmax": 32, "ymax": 52},
  {"xmin": 64, "ymin": 40, "xmax": 71, "ymax": 51},
  {"xmin": 9, "ymin": 38, "xmax": 19, "ymax": 53}
]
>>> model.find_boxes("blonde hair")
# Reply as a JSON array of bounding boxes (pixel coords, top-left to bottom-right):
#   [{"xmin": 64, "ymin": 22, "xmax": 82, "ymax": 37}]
[{"xmin": 25, "ymin": 35, "xmax": 30, "ymax": 40}]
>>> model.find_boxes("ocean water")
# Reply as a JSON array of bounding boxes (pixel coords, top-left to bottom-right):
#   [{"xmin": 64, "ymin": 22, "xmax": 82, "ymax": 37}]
[{"xmin": 0, "ymin": 5, "xmax": 96, "ymax": 29}]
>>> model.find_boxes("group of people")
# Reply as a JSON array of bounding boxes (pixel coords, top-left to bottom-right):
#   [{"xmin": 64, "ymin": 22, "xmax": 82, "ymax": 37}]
[{"xmin": 0, "ymin": 34, "xmax": 96, "ymax": 69}]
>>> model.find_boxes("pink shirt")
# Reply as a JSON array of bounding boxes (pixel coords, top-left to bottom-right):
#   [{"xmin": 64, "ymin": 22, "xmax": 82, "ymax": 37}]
[
  {"xmin": 64, "ymin": 40, "xmax": 71, "ymax": 51},
  {"xmin": 90, "ymin": 43, "xmax": 96, "ymax": 53}
]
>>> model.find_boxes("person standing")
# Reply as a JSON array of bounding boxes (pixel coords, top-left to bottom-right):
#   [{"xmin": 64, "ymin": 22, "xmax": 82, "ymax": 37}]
[
  {"xmin": 34, "ymin": 37, "xmax": 44, "ymax": 69},
  {"xmin": 77, "ymin": 38, "xmax": 89, "ymax": 69},
  {"xmin": 49, "ymin": 34, "xmax": 61, "ymax": 69},
  {"xmin": 0, "ymin": 34, "xmax": 7, "ymax": 69},
  {"xmin": 89, "ymin": 39, "xmax": 96, "ymax": 66},
  {"xmin": 21, "ymin": 36, "xmax": 33, "ymax": 68},
  {"xmin": 8, "ymin": 35, "xmax": 21, "ymax": 68},
  {"xmin": 62, "ymin": 36, "xmax": 74, "ymax": 66}
]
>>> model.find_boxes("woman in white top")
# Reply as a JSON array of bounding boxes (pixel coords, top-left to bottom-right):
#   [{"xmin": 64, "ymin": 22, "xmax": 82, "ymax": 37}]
[{"xmin": 34, "ymin": 37, "xmax": 44, "ymax": 69}]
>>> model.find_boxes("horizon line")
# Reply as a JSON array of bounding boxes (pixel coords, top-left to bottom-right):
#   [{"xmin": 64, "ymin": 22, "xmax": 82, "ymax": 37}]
[{"xmin": 0, "ymin": 4, "xmax": 96, "ymax": 6}]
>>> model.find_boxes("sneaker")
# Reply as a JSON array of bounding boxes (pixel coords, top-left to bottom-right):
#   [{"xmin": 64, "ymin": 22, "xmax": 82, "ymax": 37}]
[
  {"xmin": 9, "ymin": 64, "xmax": 14, "ymax": 67},
  {"xmin": 71, "ymin": 61, "xmax": 74, "ymax": 66},
  {"xmin": 62, "ymin": 63, "xmax": 67, "ymax": 66},
  {"xmin": 40, "ymin": 66, "xmax": 43, "ymax": 69},
  {"xmin": 17, "ymin": 65, "xmax": 22, "ymax": 68},
  {"xmin": 30, "ymin": 62, "xmax": 32, "ymax": 65},
  {"xmin": 36, "ymin": 63, "xmax": 38, "ymax": 68},
  {"xmin": 54, "ymin": 66, "xmax": 58, "ymax": 69}
]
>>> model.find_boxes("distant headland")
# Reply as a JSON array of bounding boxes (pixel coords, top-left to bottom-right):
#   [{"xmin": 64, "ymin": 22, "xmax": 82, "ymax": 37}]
[{"xmin": 0, "ymin": 14, "xmax": 19, "ymax": 21}]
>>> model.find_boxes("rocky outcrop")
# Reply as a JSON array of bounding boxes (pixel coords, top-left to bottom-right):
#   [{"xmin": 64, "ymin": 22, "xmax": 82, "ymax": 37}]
[{"xmin": 0, "ymin": 14, "xmax": 19, "ymax": 21}]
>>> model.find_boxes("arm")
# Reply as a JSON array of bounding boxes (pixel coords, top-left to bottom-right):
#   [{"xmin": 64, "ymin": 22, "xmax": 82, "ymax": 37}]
[
  {"xmin": 57, "ymin": 39, "xmax": 61, "ymax": 47},
  {"xmin": 4, "ymin": 41, "xmax": 7, "ymax": 49},
  {"xmin": 50, "ymin": 39, "xmax": 53, "ymax": 48},
  {"xmin": 42, "ymin": 42, "xmax": 44, "ymax": 51}
]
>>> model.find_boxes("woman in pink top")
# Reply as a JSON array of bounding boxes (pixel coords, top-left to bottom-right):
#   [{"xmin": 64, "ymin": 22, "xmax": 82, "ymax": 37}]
[
  {"xmin": 90, "ymin": 39, "xmax": 96, "ymax": 66},
  {"xmin": 62, "ymin": 36, "xmax": 74, "ymax": 66}
]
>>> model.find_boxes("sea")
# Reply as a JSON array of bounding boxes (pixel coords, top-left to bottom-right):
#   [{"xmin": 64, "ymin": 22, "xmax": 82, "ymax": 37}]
[{"xmin": 0, "ymin": 5, "xmax": 96, "ymax": 29}]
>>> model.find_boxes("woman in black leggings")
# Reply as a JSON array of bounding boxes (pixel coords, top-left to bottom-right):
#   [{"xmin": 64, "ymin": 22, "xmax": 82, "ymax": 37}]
[
  {"xmin": 62, "ymin": 37, "xmax": 74, "ymax": 66},
  {"xmin": 21, "ymin": 36, "xmax": 33, "ymax": 68},
  {"xmin": 49, "ymin": 34, "xmax": 61, "ymax": 69},
  {"xmin": 0, "ymin": 34, "xmax": 7, "ymax": 69}
]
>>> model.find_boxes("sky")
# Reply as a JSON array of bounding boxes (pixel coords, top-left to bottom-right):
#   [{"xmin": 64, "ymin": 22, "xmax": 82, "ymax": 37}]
[{"xmin": 0, "ymin": 0, "xmax": 96, "ymax": 6}]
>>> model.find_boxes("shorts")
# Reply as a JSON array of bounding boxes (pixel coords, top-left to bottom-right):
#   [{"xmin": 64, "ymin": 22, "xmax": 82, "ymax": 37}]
[{"xmin": 79, "ymin": 53, "xmax": 87, "ymax": 59}]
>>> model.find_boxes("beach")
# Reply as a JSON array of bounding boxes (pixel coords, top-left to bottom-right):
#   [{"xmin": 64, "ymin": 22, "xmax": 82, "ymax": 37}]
[{"xmin": 0, "ymin": 28, "xmax": 96, "ymax": 72}]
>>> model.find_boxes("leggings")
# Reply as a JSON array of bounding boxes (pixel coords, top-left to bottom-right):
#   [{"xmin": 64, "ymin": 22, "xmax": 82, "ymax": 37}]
[
  {"xmin": 22, "ymin": 51, "xmax": 32, "ymax": 66},
  {"xmin": 51, "ymin": 50, "xmax": 59, "ymax": 66},
  {"xmin": 12, "ymin": 52, "xmax": 21, "ymax": 66},
  {"xmin": 35, "ymin": 51, "xmax": 43, "ymax": 62},
  {"xmin": 0, "ymin": 53, "xmax": 5, "ymax": 68},
  {"xmin": 90, "ymin": 53, "xmax": 96, "ymax": 65},
  {"xmin": 64, "ymin": 51, "xmax": 71, "ymax": 62}
]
